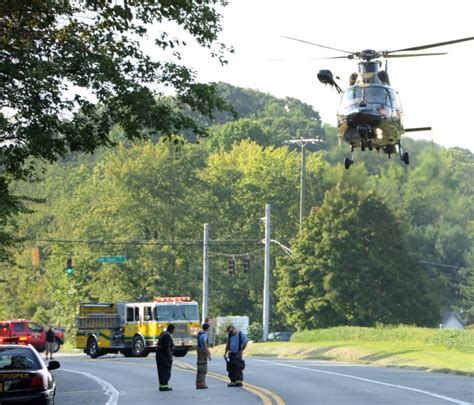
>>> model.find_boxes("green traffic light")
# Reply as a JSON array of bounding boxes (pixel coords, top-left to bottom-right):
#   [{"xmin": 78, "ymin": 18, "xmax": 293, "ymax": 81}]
[{"xmin": 66, "ymin": 257, "xmax": 73, "ymax": 276}]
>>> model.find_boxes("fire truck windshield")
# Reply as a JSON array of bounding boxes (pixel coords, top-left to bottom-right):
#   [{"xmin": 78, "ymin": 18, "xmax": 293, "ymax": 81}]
[{"xmin": 154, "ymin": 304, "xmax": 199, "ymax": 322}]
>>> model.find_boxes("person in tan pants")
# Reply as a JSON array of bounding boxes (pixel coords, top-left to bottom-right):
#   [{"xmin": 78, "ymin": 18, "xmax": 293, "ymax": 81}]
[{"xmin": 196, "ymin": 323, "xmax": 211, "ymax": 389}]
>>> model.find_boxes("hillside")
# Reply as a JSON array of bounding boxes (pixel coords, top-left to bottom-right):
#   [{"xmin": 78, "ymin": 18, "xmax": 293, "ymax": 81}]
[{"xmin": 1, "ymin": 83, "xmax": 473, "ymax": 336}]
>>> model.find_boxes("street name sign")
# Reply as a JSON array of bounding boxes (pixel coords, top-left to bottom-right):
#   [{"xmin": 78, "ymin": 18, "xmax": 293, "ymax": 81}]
[{"xmin": 97, "ymin": 256, "xmax": 127, "ymax": 263}]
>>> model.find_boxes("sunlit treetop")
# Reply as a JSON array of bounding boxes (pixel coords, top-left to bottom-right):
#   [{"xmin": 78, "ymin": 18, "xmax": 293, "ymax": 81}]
[{"xmin": 0, "ymin": 0, "xmax": 232, "ymax": 181}]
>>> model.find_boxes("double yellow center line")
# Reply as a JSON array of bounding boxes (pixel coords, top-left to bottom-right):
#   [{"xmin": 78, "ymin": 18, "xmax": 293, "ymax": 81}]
[
  {"xmin": 81, "ymin": 357, "xmax": 285, "ymax": 405},
  {"xmin": 175, "ymin": 360, "xmax": 285, "ymax": 405}
]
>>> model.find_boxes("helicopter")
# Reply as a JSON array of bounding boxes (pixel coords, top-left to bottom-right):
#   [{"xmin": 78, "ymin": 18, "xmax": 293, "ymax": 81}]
[{"xmin": 284, "ymin": 36, "xmax": 474, "ymax": 169}]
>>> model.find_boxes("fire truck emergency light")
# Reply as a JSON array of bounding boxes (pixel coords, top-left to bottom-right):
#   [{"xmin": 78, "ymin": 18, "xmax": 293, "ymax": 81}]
[{"xmin": 153, "ymin": 296, "xmax": 191, "ymax": 302}]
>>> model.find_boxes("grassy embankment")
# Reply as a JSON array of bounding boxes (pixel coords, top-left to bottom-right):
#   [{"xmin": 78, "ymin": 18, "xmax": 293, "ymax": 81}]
[{"xmin": 214, "ymin": 326, "xmax": 474, "ymax": 375}]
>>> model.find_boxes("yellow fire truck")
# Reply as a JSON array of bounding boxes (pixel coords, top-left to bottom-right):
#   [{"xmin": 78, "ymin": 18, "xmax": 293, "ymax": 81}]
[{"xmin": 76, "ymin": 297, "xmax": 200, "ymax": 358}]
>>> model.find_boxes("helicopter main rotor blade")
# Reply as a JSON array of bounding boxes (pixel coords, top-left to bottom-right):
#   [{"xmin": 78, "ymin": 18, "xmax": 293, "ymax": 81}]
[
  {"xmin": 386, "ymin": 36, "xmax": 474, "ymax": 54},
  {"xmin": 385, "ymin": 52, "xmax": 447, "ymax": 58},
  {"xmin": 282, "ymin": 36, "xmax": 354, "ymax": 54},
  {"xmin": 309, "ymin": 56, "xmax": 353, "ymax": 60}
]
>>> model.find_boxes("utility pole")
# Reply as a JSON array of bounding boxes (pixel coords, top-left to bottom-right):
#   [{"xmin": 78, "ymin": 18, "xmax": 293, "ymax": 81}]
[
  {"xmin": 262, "ymin": 204, "xmax": 271, "ymax": 342},
  {"xmin": 286, "ymin": 138, "xmax": 321, "ymax": 232},
  {"xmin": 202, "ymin": 223, "xmax": 209, "ymax": 322},
  {"xmin": 300, "ymin": 142, "xmax": 306, "ymax": 233}
]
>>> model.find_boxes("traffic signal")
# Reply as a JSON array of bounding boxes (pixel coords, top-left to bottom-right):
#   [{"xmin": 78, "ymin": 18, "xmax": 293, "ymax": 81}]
[
  {"xmin": 32, "ymin": 247, "xmax": 40, "ymax": 267},
  {"xmin": 66, "ymin": 257, "xmax": 73, "ymax": 277},
  {"xmin": 228, "ymin": 258, "xmax": 236, "ymax": 275},
  {"xmin": 242, "ymin": 256, "xmax": 250, "ymax": 273}
]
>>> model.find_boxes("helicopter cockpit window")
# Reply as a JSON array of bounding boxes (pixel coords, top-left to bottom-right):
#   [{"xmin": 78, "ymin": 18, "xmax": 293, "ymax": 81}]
[
  {"xmin": 341, "ymin": 86, "xmax": 363, "ymax": 107},
  {"xmin": 388, "ymin": 89, "xmax": 401, "ymax": 111},
  {"xmin": 365, "ymin": 87, "xmax": 390, "ymax": 105}
]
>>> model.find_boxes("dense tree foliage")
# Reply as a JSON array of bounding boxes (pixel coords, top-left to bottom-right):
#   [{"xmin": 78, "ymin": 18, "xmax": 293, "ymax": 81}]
[
  {"xmin": 1, "ymin": 84, "xmax": 472, "ymax": 334},
  {"xmin": 0, "ymin": 0, "xmax": 231, "ymax": 255},
  {"xmin": 275, "ymin": 187, "xmax": 439, "ymax": 329}
]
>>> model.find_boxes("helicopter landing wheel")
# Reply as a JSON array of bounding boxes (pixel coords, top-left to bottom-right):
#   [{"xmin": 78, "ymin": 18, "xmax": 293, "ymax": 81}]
[
  {"xmin": 402, "ymin": 151, "xmax": 409, "ymax": 165},
  {"xmin": 344, "ymin": 157, "xmax": 354, "ymax": 170}
]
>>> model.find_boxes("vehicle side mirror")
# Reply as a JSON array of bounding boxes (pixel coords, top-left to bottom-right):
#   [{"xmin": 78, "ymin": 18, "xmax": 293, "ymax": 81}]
[{"xmin": 48, "ymin": 360, "xmax": 60, "ymax": 371}]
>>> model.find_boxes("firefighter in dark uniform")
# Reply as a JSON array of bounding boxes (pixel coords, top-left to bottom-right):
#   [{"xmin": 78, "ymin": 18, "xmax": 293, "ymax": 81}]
[
  {"xmin": 224, "ymin": 325, "xmax": 248, "ymax": 387},
  {"xmin": 196, "ymin": 323, "xmax": 211, "ymax": 389},
  {"xmin": 156, "ymin": 324, "xmax": 175, "ymax": 391}
]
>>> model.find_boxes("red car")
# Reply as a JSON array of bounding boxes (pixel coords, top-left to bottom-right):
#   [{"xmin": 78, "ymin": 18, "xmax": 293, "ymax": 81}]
[{"xmin": 0, "ymin": 321, "xmax": 64, "ymax": 353}]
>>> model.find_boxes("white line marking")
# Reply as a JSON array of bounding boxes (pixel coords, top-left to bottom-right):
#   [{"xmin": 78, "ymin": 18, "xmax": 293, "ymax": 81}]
[
  {"xmin": 61, "ymin": 368, "xmax": 120, "ymax": 405},
  {"xmin": 255, "ymin": 359, "xmax": 471, "ymax": 405}
]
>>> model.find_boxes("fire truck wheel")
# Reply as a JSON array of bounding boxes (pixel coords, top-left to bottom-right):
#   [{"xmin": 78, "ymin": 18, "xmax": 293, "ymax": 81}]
[
  {"xmin": 87, "ymin": 337, "xmax": 102, "ymax": 359},
  {"xmin": 173, "ymin": 347, "xmax": 188, "ymax": 357},
  {"xmin": 131, "ymin": 335, "xmax": 146, "ymax": 357}
]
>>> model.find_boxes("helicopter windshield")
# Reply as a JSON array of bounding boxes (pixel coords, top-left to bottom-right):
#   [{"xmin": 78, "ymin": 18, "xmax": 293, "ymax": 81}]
[
  {"xmin": 365, "ymin": 87, "xmax": 390, "ymax": 104},
  {"xmin": 341, "ymin": 86, "xmax": 390, "ymax": 108},
  {"xmin": 341, "ymin": 86, "xmax": 363, "ymax": 106}
]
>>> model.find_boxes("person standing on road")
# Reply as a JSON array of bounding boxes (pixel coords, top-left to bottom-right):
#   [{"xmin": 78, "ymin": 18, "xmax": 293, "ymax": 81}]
[
  {"xmin": 196, "ymin": 323, "xmax": 211, "ymax": 389},
  {"xmin": 156, "ymin": 324, "xmax": 175, "ymax": 392},
  {"xmin": 224, "ymin": 325, "xmax": 248, "ymax": 387},
  {"xmin": 45, "ymin": 326, "xmax": 55, "ymax": 361}
]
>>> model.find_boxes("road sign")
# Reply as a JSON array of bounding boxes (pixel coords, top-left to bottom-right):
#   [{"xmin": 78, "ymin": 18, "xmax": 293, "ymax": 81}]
[{"xmin": 97, "ymin": 256, "xmax": 127, "ymax": 263}]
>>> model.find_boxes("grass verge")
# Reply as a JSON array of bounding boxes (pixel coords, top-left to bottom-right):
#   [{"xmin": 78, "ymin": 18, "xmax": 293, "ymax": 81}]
[{"xmin": 212, "ymin": 326, "xmax": 474, "ymax": 376}]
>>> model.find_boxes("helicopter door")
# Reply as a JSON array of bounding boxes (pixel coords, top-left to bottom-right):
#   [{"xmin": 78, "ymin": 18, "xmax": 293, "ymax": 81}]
[{"xmin": 387, "ymin": 89, "xmax": 402, "ymax": 114}]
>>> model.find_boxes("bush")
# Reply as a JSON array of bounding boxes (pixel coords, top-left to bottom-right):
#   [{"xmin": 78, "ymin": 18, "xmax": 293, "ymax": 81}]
[
  {"xmin": 248, "ymin": 322, "xmax": 263, "ymax": 342},
  {"xmin": 215, "ymin": 320, "xmax": 233, "ymax": 345}
]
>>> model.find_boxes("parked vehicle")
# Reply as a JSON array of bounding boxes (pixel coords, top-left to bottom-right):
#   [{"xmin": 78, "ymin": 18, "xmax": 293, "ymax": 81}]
[
  {"xmin": 0, "ymin": 321, "xmax": 64, "ymax": 353},
  {"xmin": 76, "ymin": 297, "xmax": 200, "ymax": 358},
  {"xmin": 267, "ymin": 331, "xmax": 293, "ymax": 342},
  {"xmin": 0, "ymin": 344, "xmax": 59, "ymax": 404}
]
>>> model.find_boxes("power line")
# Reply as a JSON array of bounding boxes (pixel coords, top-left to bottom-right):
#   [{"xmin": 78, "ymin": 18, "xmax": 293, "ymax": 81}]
[
  {"xmin": 19, "ymin": 237, "xmax": 262, "ymax": 246},
  {"xmin": 209, "ymin": 248, "xmax": 264, "ymax": 258},
  {"xmin": 418, "ymin": 260, "xmax": 468, "ymax": 270}
]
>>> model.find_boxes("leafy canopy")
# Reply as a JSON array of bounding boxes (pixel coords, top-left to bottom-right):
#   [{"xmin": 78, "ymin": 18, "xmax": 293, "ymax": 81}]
[
  {"xmin": 0, "ymin": 0, "xmax": 230, "ymax": 182},
  {"xmin": 276, "ymin": 186, "xmax": 439, "ymax": 330}
]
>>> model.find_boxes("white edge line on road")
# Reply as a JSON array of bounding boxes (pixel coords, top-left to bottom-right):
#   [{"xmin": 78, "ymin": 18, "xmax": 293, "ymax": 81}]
[
  {"xmin": 254, "ymin": 359, "xmax": 471, "ymax": 405},
  {"xmin": 61, "ymin": 368, "xmax": 120, "ymax": 405}
]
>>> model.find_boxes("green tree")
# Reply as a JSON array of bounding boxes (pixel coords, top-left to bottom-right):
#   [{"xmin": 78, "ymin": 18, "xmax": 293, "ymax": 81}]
[
  {"xmin": 200, "ymin": 141, "xmax": 328, "ymax": 324},
  {"xmin": 460, "ymin": 249, "xmax": 474, "ymax": 324},
  {"xmin": 0, "ymin": 0, "xmax": 231, "ymax": 257},
  {"xmin": 275, "ymin": 186, "xmax": 439, "ymax": 330}
]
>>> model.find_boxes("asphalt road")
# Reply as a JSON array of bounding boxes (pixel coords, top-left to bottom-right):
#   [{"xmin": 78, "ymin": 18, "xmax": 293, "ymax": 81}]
[{"xmin": 52, "ymin": 353, "xmax": 473, "ymax": 405}]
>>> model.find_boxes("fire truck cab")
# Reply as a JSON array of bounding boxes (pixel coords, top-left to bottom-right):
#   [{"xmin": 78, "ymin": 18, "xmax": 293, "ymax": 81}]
[{"xmin": 76, "ymin": 297, "xmax": 200, "ymax": 358}]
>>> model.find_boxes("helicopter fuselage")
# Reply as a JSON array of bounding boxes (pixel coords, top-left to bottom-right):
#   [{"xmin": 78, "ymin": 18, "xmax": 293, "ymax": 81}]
[
  {"xmin": 301, "ymin": 35, "xmax": 474, "ymax": 168},
  {"xmin": 337, "ymin": 83, "xmax": 403, "ymax": 153}
]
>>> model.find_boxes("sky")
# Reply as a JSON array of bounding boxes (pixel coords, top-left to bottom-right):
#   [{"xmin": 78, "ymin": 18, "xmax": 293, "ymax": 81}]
[{"xmin": 153, "ymin": 0, "xmax": 474, "ymax": 152}]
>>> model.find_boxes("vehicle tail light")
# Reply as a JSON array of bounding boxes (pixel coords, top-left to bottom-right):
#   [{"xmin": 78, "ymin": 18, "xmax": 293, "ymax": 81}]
[
  {"xmin": 0, "ymin": 337, "xmax": 4, "ymax": 344},
  {"xmin": 30, "ymin": 374, "xmax": 46, "ymax": 390},
  {"xmin": 18, "ymin": 336, "xmax": 29, "ymax": 345}
]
